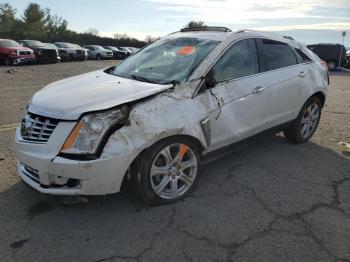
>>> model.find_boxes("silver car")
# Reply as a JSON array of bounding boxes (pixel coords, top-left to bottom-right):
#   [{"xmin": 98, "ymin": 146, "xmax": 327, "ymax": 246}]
[
  {"xmin": 15, "ymin": 27, "xmax": 328, "ymax": 205},
  {"xmin": 83, "ymin": 45, "xmax": 113, "ymax": 60}
]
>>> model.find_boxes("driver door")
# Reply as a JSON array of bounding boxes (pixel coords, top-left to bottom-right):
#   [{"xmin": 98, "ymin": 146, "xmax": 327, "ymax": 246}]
[{"xmin": 205, "ymin": 38, "xmax": 271, "ymax": 152}]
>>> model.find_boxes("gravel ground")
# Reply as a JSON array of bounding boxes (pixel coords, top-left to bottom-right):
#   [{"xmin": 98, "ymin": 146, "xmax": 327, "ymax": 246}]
[{"xmin": 0, "ymin": 61, "xmax": 349, "ymax": 262}]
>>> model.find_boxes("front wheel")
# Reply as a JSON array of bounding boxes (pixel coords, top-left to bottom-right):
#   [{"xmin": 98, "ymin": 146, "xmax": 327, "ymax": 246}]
[
  {"xmin": 4, "ymin": 58, "xmax": 13, "ymax": 66},
  {"xmin": 283, "ymin": 97, "xmax": 322, "ymax": 144},
  {"xmin": 136, "ymin": 137, "xmax": 201, "ymax": 205}
]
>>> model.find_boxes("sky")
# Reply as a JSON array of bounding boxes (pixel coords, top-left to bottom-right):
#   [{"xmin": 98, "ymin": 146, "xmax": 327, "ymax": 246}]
[{"xmin": 7, "ymin": 0, "xmax": 350, "ymax": 46}]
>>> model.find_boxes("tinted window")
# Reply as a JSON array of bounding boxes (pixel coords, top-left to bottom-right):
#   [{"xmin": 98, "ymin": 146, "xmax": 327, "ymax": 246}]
[
  {"xmin": 211, "ymin": 39, "xmax": 259, "ymax": 82},
  {"xmin": 295, "ymin": 48, "xmax": 312, "ymax": 63},
  {"xmin": 260, "ymin": 39, "xmax": 297, "ymax": 71}
]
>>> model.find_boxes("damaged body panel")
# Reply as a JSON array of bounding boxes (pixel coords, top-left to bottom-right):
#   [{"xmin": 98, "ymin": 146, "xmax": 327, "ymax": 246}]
[{"xmin": 15, "ymin": 28, "xmax": 328, "ymax": 200}]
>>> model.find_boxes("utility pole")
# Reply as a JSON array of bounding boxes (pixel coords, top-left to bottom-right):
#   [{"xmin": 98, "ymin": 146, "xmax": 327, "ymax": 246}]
[{"xmin": 339, "ymin": 31, "xmax": 346, "ymax": 68}]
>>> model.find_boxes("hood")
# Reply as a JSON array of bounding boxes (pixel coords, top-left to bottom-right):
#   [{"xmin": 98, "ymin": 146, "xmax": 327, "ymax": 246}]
[
  {"xmin": 5, "ymin": 46, "xmax": 32, "ymax": 51},
  {"xmin": 32, "ymin": 47, "xmax": 56, "ymax": 51},
  {"xmin": 28, "ymin": 70, "xmax": 173, "ymax": 120}
]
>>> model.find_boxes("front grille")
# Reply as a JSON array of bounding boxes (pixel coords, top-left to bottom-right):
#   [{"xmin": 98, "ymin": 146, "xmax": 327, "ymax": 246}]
[
  {"xmin": 76, "ymin": 49, "xmax": 85, "ymax": 54},
  {"xmin": 23, "ymin": 165, "xmax": 40, "ymax": 183},
  {"xmin": 58, "ymin": 49, "xmax": 68, "ymax": 55},
  {"xmin": 19, "ymin": 50, "xmax": 31, "ymax": 56},
  {"xmin": 21, "ymin": 163, "xmax": 40, "ymax": 183},
  {"xmin": 42, "ymin": 49, "xmax": 58, "ymax": 57},
  {"xmin": 20, "ymin": 113, "xmax": 59, "ymax": 143}
]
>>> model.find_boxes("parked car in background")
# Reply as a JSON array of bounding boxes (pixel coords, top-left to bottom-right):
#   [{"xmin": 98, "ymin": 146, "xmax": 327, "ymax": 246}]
[
  {"xmin": 15, "ymin": 28, "xmax": 328, "ymax": 204},
  {"xmin": 126, "ymin": 47, "xmax": 141, "ymax": 54},
  {"xmin": 44, "ymin": 43, "xmax": 70, "ymax": 62},
  {"xmin": 103, "ymin": 46, "xmax": 128, "ymax": 59},
  {"xmin": 307, "ymin": 44, "xmax": 347, "ymax": 70},
  {"xmin": 83, "ymin": 45, "xmax": 113, "ymax": 60},
  {"xmin": 0, "ymin": 39, "xmax": 35, "ymax": 65},
  {"xmin": 54, "ymin": 42, "xmax": 87, "ymax": 61},
  {"xmin": 118, "ymin": 47, "xmax": 133, "ymax": 56},
  {"xmin": 18, "ymin": 40, "xmax": 60, "ymax": 63}
]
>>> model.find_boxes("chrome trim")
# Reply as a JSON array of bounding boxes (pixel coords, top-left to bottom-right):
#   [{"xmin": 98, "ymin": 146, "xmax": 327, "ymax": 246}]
[{"xmin": 20, "ymin": 113, "xmax": 59, "ymax": 143}]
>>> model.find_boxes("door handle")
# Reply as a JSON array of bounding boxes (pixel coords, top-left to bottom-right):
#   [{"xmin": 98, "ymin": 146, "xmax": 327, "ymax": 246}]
[
  {"xmin": 299, "ymin": 71, "xmax": 308, "ymax": 77},
  {"xmin": 252, "ymin": 86, "xmax": 266, "ymax": 94}
]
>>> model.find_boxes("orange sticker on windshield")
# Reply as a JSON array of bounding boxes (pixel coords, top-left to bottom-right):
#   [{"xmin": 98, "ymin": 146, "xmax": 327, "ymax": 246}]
[{"xmin": 177, "ymin": 46, "xmax": 196, "ymax": 55}]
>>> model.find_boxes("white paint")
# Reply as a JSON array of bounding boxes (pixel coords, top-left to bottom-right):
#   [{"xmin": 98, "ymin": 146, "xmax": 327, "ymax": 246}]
[{"xmin": 15, "ymin": 30, "xmax": 328, "ymax": 195}]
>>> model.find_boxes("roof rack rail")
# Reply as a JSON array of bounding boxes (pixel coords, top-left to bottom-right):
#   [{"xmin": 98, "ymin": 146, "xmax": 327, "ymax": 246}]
[
  {"xmin": 283, "ymin": 35, "xmax": 295, "ymax": 41},
  {"xmin": 180, "ymin": 26, "xmax": 232, "ymax": 33}
]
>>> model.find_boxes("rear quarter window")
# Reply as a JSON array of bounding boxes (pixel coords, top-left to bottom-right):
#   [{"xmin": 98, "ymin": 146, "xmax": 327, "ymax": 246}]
[
  {"xmin": 259, "ymin": 39, "xmax": 298, "ymax": 71},
  {"xmin": 294, "ymin": 48, "xmax": 312, "ymax": 63}
]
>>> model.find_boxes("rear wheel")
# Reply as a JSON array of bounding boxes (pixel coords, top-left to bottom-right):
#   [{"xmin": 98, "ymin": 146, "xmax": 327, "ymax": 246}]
[
  {"xmin": 96, "ymin": 54, "xmax": 102, "ymax": 60},
  {"xmin": 135, "ymin": 137, "xmax": 201, "ymax": 205},
  {"xmin": 283, "ymin": 96, "xmax": 322, "ymax": 143}
]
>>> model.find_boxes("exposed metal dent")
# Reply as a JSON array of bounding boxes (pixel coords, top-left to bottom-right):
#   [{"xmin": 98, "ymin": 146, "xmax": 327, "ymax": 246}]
[{"xmin": 102, "ymin": 85, "xmax": 211, "ymax": 161}]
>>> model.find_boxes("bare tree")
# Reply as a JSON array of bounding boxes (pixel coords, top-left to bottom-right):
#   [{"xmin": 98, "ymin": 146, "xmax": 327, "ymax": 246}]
[
  {"xmin": 145, "ymin": 35, "xmax": 160, "ymax": 43},
  {"xmin": 184, "ymin": 21, "xmax": 206, "ymax": 29},
  {"xmin": 85, "ymin": 28, "xmax": 99, "ymax": 36}
]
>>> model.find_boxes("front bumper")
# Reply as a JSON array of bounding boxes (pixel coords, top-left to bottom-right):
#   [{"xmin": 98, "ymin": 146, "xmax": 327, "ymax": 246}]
[
  {"xmin": 36, "ymin": 55, "xmax": 61, "ymax": 63},
  {"xmin": 15, "ymin": 124, "xmax": 139, "ymax": 195},
  {"xmin": 9, "ymin": 55, "xmax": 36, "ymax": 65}
]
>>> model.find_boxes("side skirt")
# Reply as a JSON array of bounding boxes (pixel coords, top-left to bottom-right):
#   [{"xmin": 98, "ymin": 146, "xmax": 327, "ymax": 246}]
[{"xmin": 202, "ymin": 120, "xmax": 294, "ymax": 164}]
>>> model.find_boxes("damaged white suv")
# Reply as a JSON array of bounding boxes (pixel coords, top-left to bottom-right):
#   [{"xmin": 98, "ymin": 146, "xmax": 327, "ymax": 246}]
[{"xmin": 15, "ymin": 27, "xmax": 328, "ymax": 204}]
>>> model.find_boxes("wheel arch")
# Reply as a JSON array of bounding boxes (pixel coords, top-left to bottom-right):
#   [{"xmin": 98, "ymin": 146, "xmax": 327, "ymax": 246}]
[
  {"xmin": 120, "ymin": 134, "xmax": 205, "ymax": 192},
  {"xmin": 311, "ymin": 91, "xmax": 326, "ymax": 108}
]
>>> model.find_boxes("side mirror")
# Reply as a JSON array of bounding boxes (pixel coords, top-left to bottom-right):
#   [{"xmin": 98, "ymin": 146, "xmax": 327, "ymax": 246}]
[{"xmin": 205, "ymin": 71, "xmax": 217, "ymax": 88}]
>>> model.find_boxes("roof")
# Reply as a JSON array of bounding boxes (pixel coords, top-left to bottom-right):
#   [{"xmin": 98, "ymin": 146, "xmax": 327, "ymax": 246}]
[{"xmin": 165, "ymin": 28, "xmax": 301, "ymax": 47}]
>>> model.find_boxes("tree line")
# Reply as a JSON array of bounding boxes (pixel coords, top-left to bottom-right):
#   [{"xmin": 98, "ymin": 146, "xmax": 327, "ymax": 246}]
[{"xmin": 0, "ymin": 2, "xmax": 147, "ymax": 47}]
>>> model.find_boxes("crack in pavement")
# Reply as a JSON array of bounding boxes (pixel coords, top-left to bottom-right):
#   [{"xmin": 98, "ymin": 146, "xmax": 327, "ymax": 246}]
[{"xmin": 95, "ymin": 205, "xmax": 177, "ymax": 262}]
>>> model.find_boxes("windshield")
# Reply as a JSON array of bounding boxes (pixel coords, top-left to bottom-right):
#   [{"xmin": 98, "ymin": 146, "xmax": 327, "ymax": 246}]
[
  {"xmin": 93, "ymin": 45, "xmax": 104, "ymax": 50},
  {"xmin": 112, "ymin": 37, "xmax": 219, "ymax": 84},
  {"xmin": 0, "ymin": 40, "xmax": 22, "ymax": 48},
  {"xmin": 106, "ymin": 46, "xmax": 118, "ymax": 51},
  {"xmin": 24, "ymin": 40, "xmax": 45, "ymax": 48},
  {"xmin": 45, "ymin": 43, "xmax": 57, "ymax": 49},
  {"xmin": 56, "ymin": 42, "xmax": 76, "ymax": 48}
]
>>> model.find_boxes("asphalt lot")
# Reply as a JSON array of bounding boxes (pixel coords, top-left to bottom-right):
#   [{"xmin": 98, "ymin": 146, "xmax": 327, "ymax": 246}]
[{"xmin": 0, "ymin": 61, "xmax": 349, "ymax": 262}]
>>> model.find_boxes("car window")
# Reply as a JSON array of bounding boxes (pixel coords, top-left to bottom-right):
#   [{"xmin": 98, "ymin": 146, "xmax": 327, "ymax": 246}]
[
  {"xmin": 294, "ymin": 48, "xmax": 312, "ymax": 63},
  {"xmin": 259, "ymin": 39, "xmax": 297, "ymax": 71},
  {"xmin": 112, "ymin": 37, "xmax": 219, "ymax": 85},
  {"xmin": 211, "ymin": 39, "xmax": 259, "ymax": 82}
]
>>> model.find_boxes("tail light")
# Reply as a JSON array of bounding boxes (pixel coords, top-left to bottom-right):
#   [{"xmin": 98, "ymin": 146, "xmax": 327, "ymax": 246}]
[
  {"xmin": 320, "ymin": 60, "xmax": 329, "ymax": 85},
  {"xmin": 320, "ymin": 60, "xmax": 328, "ymax": 71}
]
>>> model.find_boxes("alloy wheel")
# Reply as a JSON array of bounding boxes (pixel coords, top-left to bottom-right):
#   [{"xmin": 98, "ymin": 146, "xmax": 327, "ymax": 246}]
[
  {"xmin": 150, "ymin": 143, "xmax": 198, "ymax": 200},
  {"xmin": 300, "ymin": 102, "xmax": 320, "ymax": 139}
]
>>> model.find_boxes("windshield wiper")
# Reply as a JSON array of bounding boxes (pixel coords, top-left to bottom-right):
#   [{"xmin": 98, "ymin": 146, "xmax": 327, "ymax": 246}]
[{"xmin": 130, "ymin": 74, "xmax": 156, "ymax": 84}]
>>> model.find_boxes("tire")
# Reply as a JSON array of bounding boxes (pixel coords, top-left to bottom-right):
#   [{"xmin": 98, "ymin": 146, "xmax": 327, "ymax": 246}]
[
  {"xmin": 135, "ymin": 136, "xmax": 201, "ymax": 205},
  {"xmin": 96, "ymin": 54, "xmax": 102, "ymax": 60},
  {"xmin": 283, "ymin": 96, "xmax": 322, "ymax": 144},
  {"xmin": 4, "ymin": 58, "xmax": 13, "ymax": 66}
]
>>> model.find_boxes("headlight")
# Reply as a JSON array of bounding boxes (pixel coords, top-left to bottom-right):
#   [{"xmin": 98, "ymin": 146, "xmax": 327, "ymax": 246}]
[{"xmin": 60, "ymin": 106, "xmax": 129, "ymax": 156}]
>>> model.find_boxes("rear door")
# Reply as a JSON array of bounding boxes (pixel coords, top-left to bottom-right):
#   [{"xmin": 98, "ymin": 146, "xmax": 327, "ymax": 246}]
[{"xmin": 255, "ymin": 38, "xmax": 302, "ymax": 126}]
